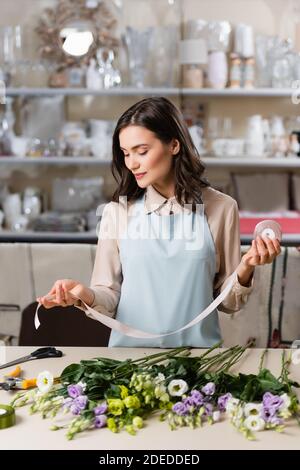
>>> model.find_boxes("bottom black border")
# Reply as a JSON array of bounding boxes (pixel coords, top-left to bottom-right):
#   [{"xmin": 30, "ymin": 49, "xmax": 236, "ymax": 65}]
[{"xmin": 0, "ymin": 449, "xmax": 298, "ymax": 466}]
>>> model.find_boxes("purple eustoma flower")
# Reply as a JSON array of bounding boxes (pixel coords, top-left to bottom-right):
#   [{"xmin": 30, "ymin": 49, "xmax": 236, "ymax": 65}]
[
  {"xmin": 70, "ymin": 403, "xmax": 81, "ymax": 415},
  {"xmin": 63, "ymin": 397, "xmax": 73, "ymax": 409},
  {"xmin": 201, "ymin": 382, "xmax": 215, "ymax": 396},
  {"xmin": 260, "ymin": 406, "xmax": 277, "ymax": 422},
  {"xmin": 94, "ymin": 402, "xmax": 108, "ymax": 416},
  {"xmin": 184, "ymin": 390, "xmax": 204, "ymax": 407},
  {"xmin": 73, "ymin": 395, "xmax": 88, "ymax": 410},
  {"xmin": 269, "ymin": 415, "xmax": 284, "ymax": 426},
  {"xmin": 67, "ymin": 384, "xmax": 84, "ymax": 399},
  {"xmin": 95, "ymin": 414, "xmax": 107, "ymax": 429},
  {"xmin": 217, "ymin": 392, "xmax": 232, "ymax": 412},
  {"xmin": 262, "ymin": 392, "xmax": 283, "ymax": 411},
  {"xmin": 203, "ymin": 403, "xmax": 213, "ymax": 416},
  {"xmin": 172, "ymin": 401, "xmax": 189, "ymax": 416}
]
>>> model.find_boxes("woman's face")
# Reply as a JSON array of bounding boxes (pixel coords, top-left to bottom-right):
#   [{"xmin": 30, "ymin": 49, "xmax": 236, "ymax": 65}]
[{"xmin": 119, "ymin": 125, "xmax": 179, "ymax": 192}]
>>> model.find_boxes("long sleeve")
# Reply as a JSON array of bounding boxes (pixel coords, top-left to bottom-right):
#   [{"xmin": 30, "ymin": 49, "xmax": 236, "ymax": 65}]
[
  {"xmin": 213, "ymin": 199, "xmax": 254, "ymax": 314},
  {"xmin": 77, "ymin": 202, "xmax": 122, "ymax": 319}
]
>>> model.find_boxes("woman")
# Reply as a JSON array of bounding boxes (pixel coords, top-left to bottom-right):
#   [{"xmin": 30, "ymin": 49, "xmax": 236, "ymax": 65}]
[{"xmin": 38, "ymin": 97, "xmax": 281, "ymax": 347}]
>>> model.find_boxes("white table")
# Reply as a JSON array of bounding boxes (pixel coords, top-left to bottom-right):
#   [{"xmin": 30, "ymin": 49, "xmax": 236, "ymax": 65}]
[{"xmin": 0, "ymin": 347, "xmax": 300, "ymax": 450}]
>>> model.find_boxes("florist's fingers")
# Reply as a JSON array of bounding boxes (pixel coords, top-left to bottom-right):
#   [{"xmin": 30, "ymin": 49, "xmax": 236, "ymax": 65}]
[
  {"xmin": 273, "ymin": 238, "xmax": 282, "ymax": 255},
  {"xmin": 249, "ymin": 239, "xmax": 260, "ymax": 265},
  {"xmin": 55, "ymin": 282, "xmax": 65, "ymax": 305},
  {"xmin": 262, "ymin": 236, "xmax": 276, "ymax": 262},
  {"xmin": 251, "ymin": 239, "xmax": 259, "ymax": 256},
  {"xmin": 59, "ymin": 284, "xmax": 69, "ymax": 307},
  {"xmin": 256, "ymin": 236, "xmax": 269, "ymax": 264},
  {"xmin": 38, "ymin": 296, "xmax": 57, "ymax": 309},
  {"xmin": 55, "ymin": 282, "xmax": 60, "ymax": 304},
  {"xmin": 37, "ymin": 284, "xmax": 56, "ymax": 303},
  {"xmin": 63, "ymin": 287, "xmax": 76, "ymax": 305}
]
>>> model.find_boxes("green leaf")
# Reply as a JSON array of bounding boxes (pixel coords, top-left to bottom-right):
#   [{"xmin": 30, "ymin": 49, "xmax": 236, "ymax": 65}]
[
  {"xmin": 259, "ymin": 379, "xmax": 283, "ymax": 392},
  {"xmin": 60, "ymin": 363, "xmax": 83, "ymax": 384}
]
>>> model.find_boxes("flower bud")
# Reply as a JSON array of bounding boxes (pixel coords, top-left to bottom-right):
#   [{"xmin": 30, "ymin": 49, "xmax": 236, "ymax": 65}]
[{"xmin": 132, "ymin": 416, "xmax": 143, "ymax": 429}]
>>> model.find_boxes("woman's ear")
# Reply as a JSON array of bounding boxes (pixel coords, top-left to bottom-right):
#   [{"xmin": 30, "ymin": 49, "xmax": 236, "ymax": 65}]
[{"xmin": 171, "ymin": 139, "xmax": 180, "ymax": 155}]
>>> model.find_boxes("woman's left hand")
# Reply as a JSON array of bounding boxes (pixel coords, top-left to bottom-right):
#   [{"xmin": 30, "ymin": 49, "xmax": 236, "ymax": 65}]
[{"xmin": 242, "ymin": 235, "xmax": 281, "ymax": 267}]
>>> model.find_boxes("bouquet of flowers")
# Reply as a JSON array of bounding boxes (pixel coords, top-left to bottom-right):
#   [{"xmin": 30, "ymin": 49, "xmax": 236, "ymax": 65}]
[{"xmin": 10, "ymin": 343, "xmax": 300, "ymax": 441}]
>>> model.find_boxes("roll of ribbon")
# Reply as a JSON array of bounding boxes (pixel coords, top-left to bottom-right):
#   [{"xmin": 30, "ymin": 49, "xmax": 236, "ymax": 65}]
[
  {"xmin": 254, "ymin": 220, "xmax": 282, "ymax": 242},
  {"xmin": 0, "ymin": 405, "xmax": 16, "ymax": 429}
]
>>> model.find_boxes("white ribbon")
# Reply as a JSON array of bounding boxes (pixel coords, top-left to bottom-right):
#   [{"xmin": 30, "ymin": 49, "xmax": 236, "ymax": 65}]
[
  {"xmin": 34, "ymin": 271, "xmax": 237, "ymax": 339},
  {"xmin": 34, "ymin": 219, "xmax": 281, "ymax": 339}
]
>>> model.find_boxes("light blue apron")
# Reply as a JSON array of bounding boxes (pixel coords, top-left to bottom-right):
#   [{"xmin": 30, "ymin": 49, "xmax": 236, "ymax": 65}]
[{"xmin": 108, "ymin": 194, "xmax": 221, "ymax": 348}]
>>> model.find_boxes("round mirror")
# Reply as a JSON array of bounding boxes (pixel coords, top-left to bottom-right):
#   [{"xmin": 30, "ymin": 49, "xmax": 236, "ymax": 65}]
[{"xmin": 59, "ymin": 21, "xmax": 95, "ymax": 57}]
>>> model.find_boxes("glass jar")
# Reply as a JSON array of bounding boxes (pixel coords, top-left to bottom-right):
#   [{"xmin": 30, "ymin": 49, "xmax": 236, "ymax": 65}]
[
  {"xmin": 207, "ymin": 51, "xmax": 228, "ymax": 89},
  {"xmin": 183, "ymin": 64, "xmax": 204, "ymax": 88},
  {"xmin": 23, "ymin": 187, "xmax": 42, "ymax": 220}
]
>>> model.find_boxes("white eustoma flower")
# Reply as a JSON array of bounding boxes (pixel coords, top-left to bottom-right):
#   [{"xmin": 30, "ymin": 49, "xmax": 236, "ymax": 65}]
[
  {"xmin": 244, "ymin": 403, "xmax": 262, "ymax": 417},
  {"xmin": 225, "ymin": 398, "xmax": 240, "ymax": 416},
  {"xmin": 279, "ymin": 393, "xmax": 291, "ymax": 411},
  {"xmin": 244, "ymin": 415, "xmax": 265, "ymax": 432},
  {"xmin": 167, "ymin": 379, "xmax": 188, "ymax": 397},
  {"xmin": 212, "ymin": 411, "xmax": 221, "ymax": 422},
  {"xmin": 77, "ymin": 381, "xmax": 87, "ymax": 392},
  {"xmin": 154, "ymin": 373, "xmax": 165, "ymax": 384},
  {"xmin": 36, "ymin": 370, "xmax": 54, "ymax": 394},
  {"xmin": 233, "ymin": 406, "xmax": 244, "ymax": 420},
  {"xmin": 154, "ymin": 384, "xmax": 167, "ymax": 399},
  {"xmin": 232, "ymin": 416, "xmax": 243, "ymax": 428}
]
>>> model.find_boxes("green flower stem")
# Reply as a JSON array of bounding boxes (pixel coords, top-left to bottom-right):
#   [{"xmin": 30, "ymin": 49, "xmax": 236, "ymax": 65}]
[
  {"xmin": 221, "ymin": 348, "xmax": 247, "ymax": 373},
  {"xmin": 259, "ymin": 349, "xmax": 268, "ymax": 373},
  {"xmin": 210, "ymin": 340, "xmax": 254, "ymax": 374},
  {"xmin": 130, "ymin": 347, "xmax": 192, "ymax": 365},
  {"xmin": 199, "ymin": 347, "xmax": 245, "ymax": 374},
  {"xmin": 197, "ymin": 346, "xmax": 242, "ymax": 373},
  {"xmin": 113, "ymin": 348, "xmax": 192, "ymax": 380},
  {"xmin": 141, "ymin": 349, "xmax": 191, "ymax": 368},
  {"xmin": 195, "ymin": 345, "xmax": 240, "ymax": 373},
  {"xmin": 279, "ymin": 350, "xmax": 293, "ymax": 393}
]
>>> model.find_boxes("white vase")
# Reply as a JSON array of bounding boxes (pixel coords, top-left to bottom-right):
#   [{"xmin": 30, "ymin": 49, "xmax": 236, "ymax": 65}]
[
  {"xmin": 3, "ymin": 193, "xmax": 22, "ymax": 229},
  {"xmin": 245, "ymin": 115, "xmax": 265, "ymax": 157},
  {"xmin": 207, "ymin": 51, "xmax": 228, "ymax": 89}
]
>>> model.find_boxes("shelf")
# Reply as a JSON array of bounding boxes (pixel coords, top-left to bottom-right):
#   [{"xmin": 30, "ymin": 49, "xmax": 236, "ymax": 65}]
[
  {"xmin": 0, "ymin": 229, "xmax": 298, "ymax": 245},
  {"xmin": 0, "ymin": 156, "xmax": 111, "ymax": 165},
  {"xmin": 0, "ymin": 230, "xmax": 98, "ymax": 243},
  {"xmin": 181, "ymin": 88, "xmax": 296, "ymax": 97},
  {"xmin": 5, "ymin": 87, "xmax": 180, "ymax": 97},
  {"xmin": 1, "ymin": 156, "xmax": 300, "ymax": 169},
  {"xmin": 4, "ymin": 87, "xmax": 297, "ymax": 97},
  {"xmin": 202, "ymin": 157, "xmax": 300, "ymax": 169}
]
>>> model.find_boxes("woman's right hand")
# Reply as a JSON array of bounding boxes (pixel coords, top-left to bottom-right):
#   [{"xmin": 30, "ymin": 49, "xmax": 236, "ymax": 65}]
[{"xmin": 36, "ymin": 279, "xmax": 90, "ymax": 309}]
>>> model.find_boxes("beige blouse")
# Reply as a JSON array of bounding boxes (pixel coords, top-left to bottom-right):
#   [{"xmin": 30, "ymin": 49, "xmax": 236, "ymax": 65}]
[{"xmin": 80, "ymin": 185, "xmax": 254, "ymax": 318}]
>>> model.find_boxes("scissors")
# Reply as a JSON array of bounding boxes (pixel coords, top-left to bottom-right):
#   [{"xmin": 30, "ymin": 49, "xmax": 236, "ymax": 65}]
[{"xmin": 0, "ymin": 347, "xmax": 63, "ymax": 370}]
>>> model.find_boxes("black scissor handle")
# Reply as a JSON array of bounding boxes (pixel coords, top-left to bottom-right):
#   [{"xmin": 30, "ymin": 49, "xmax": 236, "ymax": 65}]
[{"xmin": 30, "ymin": 347, "xmax": 63, "ymax": 359}]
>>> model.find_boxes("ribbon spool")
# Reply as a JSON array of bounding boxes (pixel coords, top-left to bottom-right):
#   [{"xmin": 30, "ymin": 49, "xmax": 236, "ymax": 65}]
[
  {"xmin": 0, "ymin": 404, "xmax": 15, "ymax": 429},
  {"xmin": 253, "ymin": 220, "xmax": 282, "ymax": 242}
]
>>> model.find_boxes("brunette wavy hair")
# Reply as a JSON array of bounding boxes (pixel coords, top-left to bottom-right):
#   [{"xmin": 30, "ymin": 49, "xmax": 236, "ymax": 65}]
[{"xmin": 111, "ymin": 97, "xmax": 210, "ymax": 207}]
